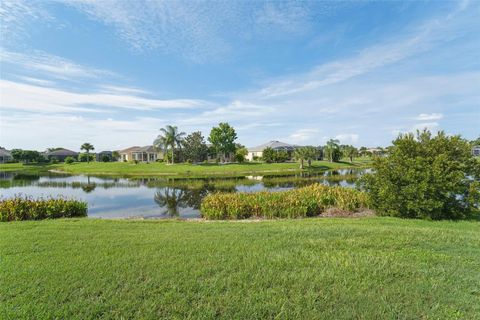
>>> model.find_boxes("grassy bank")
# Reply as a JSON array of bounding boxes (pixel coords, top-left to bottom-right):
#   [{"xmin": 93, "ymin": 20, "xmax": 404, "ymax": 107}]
[
  {"xmin": 1, "ymin": 218, "xmax": 479, "ymax": 319},
  {"xmin": 0, "ymin": 160, "xmax": 368, "ymax": 177}
]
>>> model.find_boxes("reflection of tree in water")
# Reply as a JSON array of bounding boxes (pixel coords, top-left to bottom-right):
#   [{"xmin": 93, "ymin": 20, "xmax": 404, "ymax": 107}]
[
  {"xmin": 153, "ymin": 184, "xmax": 237, "ymax": 216},
  {"xmin": 81, "ymin": 184, "xmax": 97, "ymax": 193},
  {"xmin": 154, "ymin": 187, "xmax": 188, "ymax": 217}
]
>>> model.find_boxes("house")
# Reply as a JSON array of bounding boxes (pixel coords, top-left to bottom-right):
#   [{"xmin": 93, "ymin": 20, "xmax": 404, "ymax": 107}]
[
  {"xmin": 44, "ymin": 148, "xmax": 79, "ymax": 162},
  {"xmin": 96, "ymin": 151, "xmax": 113, "ymax": 162},
  {"xmin": 118, "ymin": 146, "xmax": 163, "ymax": 162},
  {"xmin": 0, "ymin": 148, "xmax": 12, "ymax": 163},
  {"xmin": 472, "ymin": 146, "xmax": 480, "ymax": 157},
  {"xmin": 246, "ymin": 141, "xmax": 297, "ymax": 161}
]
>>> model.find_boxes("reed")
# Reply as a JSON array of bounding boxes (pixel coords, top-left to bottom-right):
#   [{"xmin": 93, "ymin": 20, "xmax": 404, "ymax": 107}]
[{"xmin": 201, "ymin": 184, "xmax": 369, "ymax": 219}]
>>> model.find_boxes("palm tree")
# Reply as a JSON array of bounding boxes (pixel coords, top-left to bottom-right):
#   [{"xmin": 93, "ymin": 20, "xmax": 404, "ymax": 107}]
[
  {"xmin": 154, "ymin": 125, "xmax": 185, "ymax": 164},
  {"xmin": 80, "ymin": 143, "xmax": 94, "ymax": 163},
  {"xmin": 324, "ymin": 139, "xmax": 340, "ymax": 162},
  {"xmin": 294, "ymin": 148, "xmax": 308, "ymax": 169}
]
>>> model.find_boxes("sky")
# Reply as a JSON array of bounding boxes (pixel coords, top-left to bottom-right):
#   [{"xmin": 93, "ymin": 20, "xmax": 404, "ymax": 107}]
[{"xmin": 0, "ymin": 0, "xmax": 479, "ymax": 151}]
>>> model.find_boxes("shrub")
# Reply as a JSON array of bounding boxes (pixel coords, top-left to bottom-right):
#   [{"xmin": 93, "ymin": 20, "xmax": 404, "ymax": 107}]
[
  {"xmin": 65, "ymin": 156, "xmax": 75, "ymax": 164},
  {"xmin": 201, "ymin": 184, "xmax": 369, "ymax": 220},
  {"xmin": 0, "ymin": 196, "xmax": 88, "ymax": 222},
  {"xmin": 49, "ymin": 158, "xmax": 59, "ymax": 164},
  {"xmin": 359, "ymin": 130, "xmax": 480, "ymax": 220},
  {"xmin": 101, "ymin": 155, "xmax": 111, "ymax": 162}
]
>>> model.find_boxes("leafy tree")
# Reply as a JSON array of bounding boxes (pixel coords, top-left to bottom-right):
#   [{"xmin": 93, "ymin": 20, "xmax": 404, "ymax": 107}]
[
  {"xmin": 182, "ymin": 131, "xmax": 209, "ymax": 163},
  {"xmin": 80, "ymin": 143, "xmax": 94, "ymax": 163},
  {"xmin": 10, "ymin": 149, "xmax": 43, "ymax": 163},
  {"xmin": 359, "ymin": 146, "xmax": 368, "ymax": 157},
  {"xmin": 208, "ymin": 123, "xmax": 237, "ymax": 162},
  {"xmin": 65, "ymin": 156, "xmax": 75, "ymax": 164},
  {"xmin": 112, "ymin": 151, "xmax": 120, "ymax": 161},
  {"xmin": 262, "ymin": 147, "xmax": 276, "ymax": 163},
  {"xmin": 324, "ymin": 139, "xmax": 341, "ymax": 162},
  {"xmin": 154, "ymin": 125, "xmax": 185, "ymax": 164},
  {"xmin": 78, "ymin": 153, "xmax": 95, "ymax": 162},
  {"xmin": 359, "ymin": 130, "xmax": 480, "ymax": 220},
  {"xmin": 262, "ymin": 148, "xmax": 289, "ymax": 163},
  {"xmin": 235, "ymin": 146, "xmax": 248, "ymax": 163}
]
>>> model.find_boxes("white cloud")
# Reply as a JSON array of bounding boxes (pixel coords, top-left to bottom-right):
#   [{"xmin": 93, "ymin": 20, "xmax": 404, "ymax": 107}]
[
  {"xmin": 335, "ymin": 134, "xmax": 359, "ymax": 144},
  {"xmin": 1, "ymin": 50, "xmax": 116, "ymax": 80},
  {"xmin": 287, "ymin": 129, "xmax": 319, "ymax": 144},
  {"xmin": 414, "ymin": 113, "xmax": 443, "ymax": 121},
  {"xmin": 0, "ymin": 80, "xmax": 209, "ymax": 113},
  {"xmin": 0, "ymin": 113, "xmax": 166, "ymax": 150}
]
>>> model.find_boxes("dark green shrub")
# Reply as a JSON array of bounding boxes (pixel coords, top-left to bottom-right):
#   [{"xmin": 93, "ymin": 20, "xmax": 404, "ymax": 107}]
[
  {"xmin": 65, "ymin": 156, "xmax": 75, "ymax": 164},
  {"xmin": 201, "ymin": 184, "xmax": 369, "ymax": 220},
  {"xmin": 49, "ymin": 158, "xmax": 59, "ymax": 164},
  {"xmin": 359, "ymin": 130, "xmax": 480, "ymax": 220},
  {"xmin": 101, "ymin": 155, "xmax": 111, "ymax": 162},
  {"xmin": 0, "ymin": 196, "xmax": 88, "ymax": 222}
]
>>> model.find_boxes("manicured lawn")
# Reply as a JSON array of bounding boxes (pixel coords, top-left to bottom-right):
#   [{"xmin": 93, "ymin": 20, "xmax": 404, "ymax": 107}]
[
  {"xmin": 0, "ymin": 160, "xmax": 368, "ymax": 177},
  {"xmin": 1, "ymin": 217, "xmax": 479, "ymax": 319}
]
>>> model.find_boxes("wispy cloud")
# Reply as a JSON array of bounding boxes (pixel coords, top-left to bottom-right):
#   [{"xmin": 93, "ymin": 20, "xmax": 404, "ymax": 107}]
[
  {"xmin": 1, "ymin": 50, "xmax": 116, "ymax": 80},
  {"xmin": 0, "ymin": 80, "xmax": 209, "ymax": 113},
  {"xmin": 414, "ymin": 113, "xmax": 443, "ymax": 121}
]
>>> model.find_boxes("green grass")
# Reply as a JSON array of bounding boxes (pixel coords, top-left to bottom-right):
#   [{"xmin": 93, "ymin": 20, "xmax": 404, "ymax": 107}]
[
  {"xmin": 1, "ymin": 217, "xmax": 479, "ymax": 319},
  {"xmin": 0, "ymin": 160, "xmax": 368, "ymax": 177}
]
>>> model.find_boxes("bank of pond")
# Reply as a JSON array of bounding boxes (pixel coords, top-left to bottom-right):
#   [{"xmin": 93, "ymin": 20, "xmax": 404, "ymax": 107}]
[{"xmin": 0, "ymin": 169, "xmax": 369, "ymax": 220}]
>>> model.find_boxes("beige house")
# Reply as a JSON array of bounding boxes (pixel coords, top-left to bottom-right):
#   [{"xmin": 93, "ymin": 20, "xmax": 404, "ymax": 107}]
[
  {"xmin": 246, "ymin": 141, "xmax": 297, "ymax": 161},
  {"xmin": 118, "ymin": 146, "xmax": 164, "ymax": 162}
]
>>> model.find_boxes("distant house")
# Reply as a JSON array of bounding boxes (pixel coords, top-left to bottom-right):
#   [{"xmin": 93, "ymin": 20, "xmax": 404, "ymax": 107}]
[
  {"xmin": 246, "ymin": 141, "xmax": 297, "ymax": 161},
  {"xmin": 0, "ymin": 148, "xmax": 12, "ymax": 163},
  {"xmin": 472, "ymin": 146, "xmax": 480, "ymax": 157},
  {"xmin": 96, "ymin": 151, "xmax": 113, "ymax": 162},
  {"xmin": 45, "ymin": 149, "xmax": 79, "ymax": 162},
  {"xmin": 118, "ymin": 146, "xmax": 163, "ymax": 162}
]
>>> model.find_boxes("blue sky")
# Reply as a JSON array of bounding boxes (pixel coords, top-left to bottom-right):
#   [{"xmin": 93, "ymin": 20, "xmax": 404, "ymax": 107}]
[{"xmin": 0, "ymin": 0, "xmax": 479, "ymax": 151}]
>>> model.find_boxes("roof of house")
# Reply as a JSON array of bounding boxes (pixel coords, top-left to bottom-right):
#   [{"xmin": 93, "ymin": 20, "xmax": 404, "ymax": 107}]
[
  {"xmin": 45, "ymin": 148, "xmax": 78, "ymax": 156},
  {"xmin": 0, "ymin": 148, "xmax": 12, "ymax": 157},
  {"xmin": 119, "ymin": 145, "xmax": 157, "ymax": 153},
  {"xmin": 248, "ymin": 141, "xmax": 297, "ymax": 152}
]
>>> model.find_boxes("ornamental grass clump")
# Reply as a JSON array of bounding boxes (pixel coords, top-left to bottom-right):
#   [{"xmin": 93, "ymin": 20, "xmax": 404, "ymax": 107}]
[
  {"xmin": 201, "ymin": 184, "xmax": 369, "ymax": 220},
  {"xmin": 0, "ymin": 196, "xmax": 88, "ymax": 222}
]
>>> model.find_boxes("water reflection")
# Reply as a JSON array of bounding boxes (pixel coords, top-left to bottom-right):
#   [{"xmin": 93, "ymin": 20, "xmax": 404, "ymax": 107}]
[{"xmin": 0, "ymin": 169, "xmax": 368, "ymax": 219}]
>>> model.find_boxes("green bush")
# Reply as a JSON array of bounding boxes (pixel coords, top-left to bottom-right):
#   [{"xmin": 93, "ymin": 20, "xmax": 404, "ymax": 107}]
[
  {"xmin": 64, "ymin": 156, "xmax": 75, "ymax": 164},
  {"xmin": 359, "ymin": 130, "xmax": 480, "ymax": 220},
  {"xmin": 201, "ymin": 184, "xmax": 369, "ymax": 220},
  {"xmin": 0, "ymin": 196, "xmax": 88, "ymax": 222}
]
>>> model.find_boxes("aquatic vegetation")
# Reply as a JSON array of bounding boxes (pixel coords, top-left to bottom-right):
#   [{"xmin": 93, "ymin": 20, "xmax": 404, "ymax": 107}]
[{"xmin": 201, "ymin": 184, "xmax": 369, "ymax": 219}]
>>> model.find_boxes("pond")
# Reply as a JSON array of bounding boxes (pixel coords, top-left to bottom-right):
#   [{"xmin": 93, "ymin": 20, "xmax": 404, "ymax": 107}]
[{"xmin": 0, "ymin": 169, "xmax": 370, "ymax": 219}]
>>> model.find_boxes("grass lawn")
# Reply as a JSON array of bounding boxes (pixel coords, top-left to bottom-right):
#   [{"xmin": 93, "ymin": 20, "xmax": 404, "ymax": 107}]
[
  {"xmin": 1, "ymin": 217, "xmax": 479, "ymax": 319},
  {"xmin": 0, "ymin": 160, "xmax": 368, "ymax": 177}
]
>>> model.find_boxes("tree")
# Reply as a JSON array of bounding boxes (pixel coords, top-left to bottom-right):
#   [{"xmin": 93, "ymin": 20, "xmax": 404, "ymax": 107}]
[
  {"xmin": 235, "ymin": 146, "xmax": 248, "ymax": 163},
  {"xmin": 295, "ymin": 147, "xmax": 318, "ymax": 169},
  {"xmin": 343, "ymin": 145, "xmax": 358, "ymax": 163},
  {"xmin": 154, "ymin": 125, "xmax": 185, "ymax": 164},
  {"xmin": 324, "ymin": 139, "xmax": 341, "ymax": 162},
  {"xmin": 359, "ymin": 130, "xmax": 480, "ymax": 220},
  {"xmin": 262, "ymin": 147, "xmax": 276, "ymax": 163},
  {"xmin": 208, "ymin": 123, "xmax": 237, "ymax": 162},
  {"xmin": 80, "ymin": 143, "xmax": 94, "ymax": 163},
  {"xmin": 10, "ymin": 149, "xmax": 43, "ymax": 163},
  {"xmin": 182, "ymin": 131, "xmax": 209, "ymax": 163},
  {"xmin": 112, "ymin": 151, "xmax": 120, "ymax": 161}
]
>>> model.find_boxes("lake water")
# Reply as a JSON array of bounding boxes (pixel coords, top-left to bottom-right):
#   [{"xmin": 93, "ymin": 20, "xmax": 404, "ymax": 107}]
[{"xmin": 0, "ymin": 169, "xmax": 369, "ymax": 219}]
